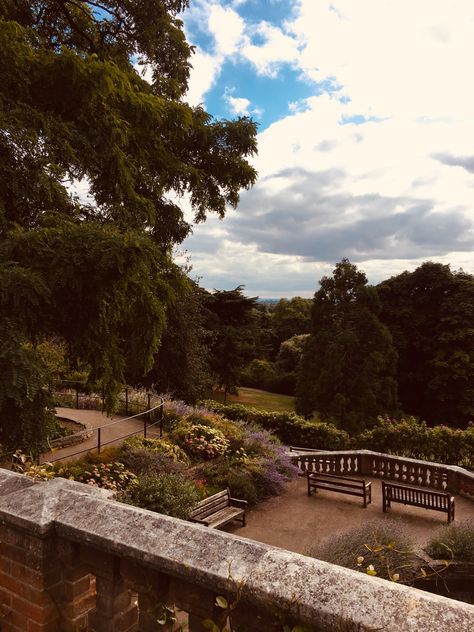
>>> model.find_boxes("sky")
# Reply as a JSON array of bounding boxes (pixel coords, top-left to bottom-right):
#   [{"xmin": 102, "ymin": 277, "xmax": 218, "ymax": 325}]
[{"xmin": 176, "ymin": 0, "xmax": 474, "ymax": 297}]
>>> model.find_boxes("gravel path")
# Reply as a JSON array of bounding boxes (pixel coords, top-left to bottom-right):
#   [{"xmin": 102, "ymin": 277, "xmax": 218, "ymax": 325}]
[{"xmin": 227, "ymin": 475, "xmax": 474, "ymax": 553}]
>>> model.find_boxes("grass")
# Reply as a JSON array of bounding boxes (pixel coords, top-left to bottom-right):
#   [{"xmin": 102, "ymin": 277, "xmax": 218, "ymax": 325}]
[{"xmin": 211, "ymin": 387, "xmax": 295, "ymax": 412}]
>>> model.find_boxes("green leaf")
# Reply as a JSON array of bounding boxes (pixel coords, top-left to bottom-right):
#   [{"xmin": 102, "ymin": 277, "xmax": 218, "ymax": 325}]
[{"xmin": 215, "ymin": 596, "xmax": 229, "ymax": 609}]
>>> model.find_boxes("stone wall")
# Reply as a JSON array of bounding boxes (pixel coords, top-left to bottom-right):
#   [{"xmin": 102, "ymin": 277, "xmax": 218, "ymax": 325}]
[{"xmin": 0, "ymin": 469, "xmax": 473, "ymax": 631}]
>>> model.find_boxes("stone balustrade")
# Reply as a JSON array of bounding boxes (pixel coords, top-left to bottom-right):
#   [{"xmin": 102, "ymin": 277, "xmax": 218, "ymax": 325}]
[
  {"xmin": 1, "ymin": 468, "xmax": 474, "ymax": 631},
  {"xmin": 290, "ymin": 448, "xmax": 474, "ymax": 496}
]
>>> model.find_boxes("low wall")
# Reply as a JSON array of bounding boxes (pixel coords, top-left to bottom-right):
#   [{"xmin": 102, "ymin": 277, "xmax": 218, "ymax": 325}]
[
  {"xmin": 0, "ymin": 469, "xmax": 474, "ymax": 631},
  {"xmin": 290, "ymin": 448, "xmax": 474, "ymax": 496}
]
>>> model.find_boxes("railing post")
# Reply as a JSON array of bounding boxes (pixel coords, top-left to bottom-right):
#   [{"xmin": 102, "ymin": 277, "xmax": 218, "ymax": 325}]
[
  {"xmin": 76, "ymin": 383, "xmax": 79, "ymax": 409},
  {"xmin": 160, "ymin": 400, "xmax": 164, "ymax": 438},
  {"xmin": 125, "ymin": 388, "xmax": 129, "ymax": 415},
  {"xmin": 144, "ymin": 414, "xmax": 147, "ymax": 439},
  {"xmin": 98, "ymin": 427, "xmax": 101, "ymax": 454}
]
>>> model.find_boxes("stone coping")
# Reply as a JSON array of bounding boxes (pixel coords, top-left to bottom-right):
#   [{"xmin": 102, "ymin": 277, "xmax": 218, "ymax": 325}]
[{"xmin": 0, "ymin": 469, "xmax": 473, "ymax": 631}]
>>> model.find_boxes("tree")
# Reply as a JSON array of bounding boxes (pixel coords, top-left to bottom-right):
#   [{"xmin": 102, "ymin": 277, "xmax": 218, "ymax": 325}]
[
  {"xmin": 271, "ymin": 297, "xmax": 312, "ymax": 349},
  {"xmin": 296, "ymin": 259, "xmax": 398, "ymax": 432},
  {"xmin": 206, "ymin": 287, "xmax": 258, "ymax": 402},
  {"xmin": 0, "ymin": 1, "xmax": 257, "ymax": 451},
  {"xmin": 141, "ymin": 278, "xmax": 212, "ymax": 403},
  {"xmin": 377, "ymin": 262, "xmax": 474, "ymax": 426}
]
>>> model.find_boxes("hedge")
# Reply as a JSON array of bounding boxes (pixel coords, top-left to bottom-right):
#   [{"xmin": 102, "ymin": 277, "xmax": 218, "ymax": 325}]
[{"xmin": 202, "ymin": 402, "xmax": 474, "ymax": 468}]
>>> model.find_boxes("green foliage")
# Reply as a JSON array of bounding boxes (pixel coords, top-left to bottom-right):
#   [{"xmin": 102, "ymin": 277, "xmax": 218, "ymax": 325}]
[
  {"xmin": 0, "ymin": 1, "xmax": 257, "ymax": 453},
  {"xmin": 121, "ymin": 435, "xmax": 190, "ymax": 464},
  {"xmin": 308, "ymin": 520, "xmax": 423, "ymax": 584},
  {"xmin": 206, "ymin": 287, "xmax": 258, "ymax": 400},
  {"xmin": 143, "ymin": 279, "xmax": 212, "ymax": 403},
  {"xmin": 271, "ymin": 297, "xmax": 312, "ymax": 346},
  {"xmin": 357, "ymin": 416, "xmax": 474, "ymax": 468},
  {"xmin": 57, "ymin": 460, "xmax": 137, "ymax": 493},
  {"xmin": 297, "ymin": 259, "xmax": 398, "ymax": 433},
  {"xmin": 176, "ymin": 424, "xmax": 230, "ymax": 460},
  {"xmin": 202, "ymin": 401, "xmax": 350, "ymax": 451},
  {"xmin": 0, "ymin": 321, "xmax": 56, "ymax": 455},
  {"xmin": 378, "ymin": 262, "xmax": 474, "ymax": 426},
  {"xmin": 426, "ymin": 520, "xmax": 474, "ymax": 562},
  {"xmin": 121, "ymin": 473, "xmax": 200, "ymax": 519}
]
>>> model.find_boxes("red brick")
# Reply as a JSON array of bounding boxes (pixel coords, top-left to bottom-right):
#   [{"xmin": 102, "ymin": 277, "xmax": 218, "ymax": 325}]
[{"xmin": 10, "ymin": 594, "xmax": 58, "ymax": 625}]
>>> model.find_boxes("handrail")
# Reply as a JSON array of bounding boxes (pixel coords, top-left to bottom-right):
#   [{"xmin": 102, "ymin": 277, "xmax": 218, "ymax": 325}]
[{"xmin": 43, "ymin": 385, "xmax": 165, "ymax": 463}]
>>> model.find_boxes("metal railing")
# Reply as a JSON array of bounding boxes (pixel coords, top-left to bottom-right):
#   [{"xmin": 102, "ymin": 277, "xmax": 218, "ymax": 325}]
[{"xmin": 42, "ymin": 384, "xmax": 165, "ymax": 463}]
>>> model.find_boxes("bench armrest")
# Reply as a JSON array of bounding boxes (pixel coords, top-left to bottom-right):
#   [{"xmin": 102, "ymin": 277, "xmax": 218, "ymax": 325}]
[
  {"xmin": 365, "ymin": 481, "xmax": 372, "ymax": 488},
  {"xmin": 230, "ymin": 498, "xmax": 248, "ymax": 508}
]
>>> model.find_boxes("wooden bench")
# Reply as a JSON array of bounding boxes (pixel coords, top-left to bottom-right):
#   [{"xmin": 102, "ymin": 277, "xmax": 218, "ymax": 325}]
[
  {"xmin": 189, "ymin": 488, "xmax": 247, "ymax": 529},
  {"xmin": 307, "ymin": 471, "xmax": 372, "ymax": 507},
  {"xmin": 382, "ymin": 481, "xmax": 455, "ymax": 523}
]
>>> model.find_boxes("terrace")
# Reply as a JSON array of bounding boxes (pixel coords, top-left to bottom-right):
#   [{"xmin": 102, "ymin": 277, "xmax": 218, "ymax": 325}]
[{"xmin": 1, "ymin": 447, "xmax": 474, "ymax": 631}]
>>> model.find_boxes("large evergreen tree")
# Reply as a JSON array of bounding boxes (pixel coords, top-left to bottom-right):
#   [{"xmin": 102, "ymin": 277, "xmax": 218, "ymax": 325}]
[
  {"xmin": 206, "ymin": 287, "xmax": 258, "ymax": 402},
  {"xmin": 0, "ymin": 1, "xmax": 257, "ymax": 452},
  {"xmin": 296, "ymin": 259, "xmax": 398, "ymax": 432},
  {"xmin": 377, "ymin": 262, "xmax": 474, "ymax": 426}
]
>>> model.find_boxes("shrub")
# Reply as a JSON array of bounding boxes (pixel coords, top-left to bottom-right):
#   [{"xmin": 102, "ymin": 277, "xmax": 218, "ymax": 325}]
[
  {"xmin": 307, "ymin": 519, "xmax": 423, "ymax": 584},
  {"xmin": 356, "ymin": 416, "xmax": 429, "ymax": 459},
  {"xmin": 201, "ymin": 401, "xmax": 350, "ymax": 451},
  {"xmin": 176, "ymin": 424, "xmax": 230, "ymax": 461},
  {"xmin": 120, "ymin": 447, "xmax": 186, "ymax": 476},
  {"xmin": 121, "ymin": 473, "xmax": 200, "ymax": 519},
  {"xmin": 425, "ymin": 520, "xmax": 474, "ymax": 563},
  {"xmin": 121, "ymin": 436, "xmax": 189, "ymax": 464},
  {"xmin": 357, "ymin": 416, "xmax": 474, "ymax": 467},
  {"xmin": 71, "ymin": 462, "xmax": 137, "ymax": 493}
]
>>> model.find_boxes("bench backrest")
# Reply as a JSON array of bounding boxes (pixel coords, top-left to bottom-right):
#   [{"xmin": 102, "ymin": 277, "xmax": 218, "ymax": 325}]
[
  {"xmin": 384, "ymin": 483, "xmax": 450, "ymax": 507},
  {"xmin": 309, "ymin": 472, "xmax": 365, "ymax": 487},
  {"xmin": 189, "ymin": 489, "xmax": 230, "ymax": 520}
]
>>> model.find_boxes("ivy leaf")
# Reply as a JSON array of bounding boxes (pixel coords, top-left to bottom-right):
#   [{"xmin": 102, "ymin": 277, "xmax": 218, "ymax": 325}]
[{"xmin": 215, "ymin": 596, "xmax": 229, "ymax": 609}]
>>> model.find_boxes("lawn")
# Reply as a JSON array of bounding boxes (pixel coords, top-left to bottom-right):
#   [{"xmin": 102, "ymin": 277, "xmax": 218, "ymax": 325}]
[{"xmin": 211, "ymin": 387, "xmax": 296, "ymax": 412}]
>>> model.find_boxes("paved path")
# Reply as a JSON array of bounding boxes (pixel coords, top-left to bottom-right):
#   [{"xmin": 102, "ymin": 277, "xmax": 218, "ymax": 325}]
[
  {"xmin": 227, "ymin": 475, "xmax": 474, "ymax": 554},
  {"xmin": 41, "ymin": 407, "xmax": 161, "ymax": 463}
]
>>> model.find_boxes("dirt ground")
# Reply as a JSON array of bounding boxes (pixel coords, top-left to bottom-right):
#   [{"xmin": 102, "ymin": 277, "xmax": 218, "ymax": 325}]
[{"xmin": 226, "ymin": 475, "xmax": 474, "ymax": 554}]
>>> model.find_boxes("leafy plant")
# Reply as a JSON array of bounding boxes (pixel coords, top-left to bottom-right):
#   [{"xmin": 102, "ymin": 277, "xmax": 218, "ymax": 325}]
[
  {"xmin": 307, "ymin": 519, "xmax": 424, "ymax": 584},
  {"xmin": 121, "ymin": 473, "xmax": 200, "ymax": 520},
  {"xmin": 121, "ymin": 436, "xmax": 190, "ymax": 464},
  {"xmin": 426, "ymin": 520, "xmax": 474, "ymax": 562},
  {"xmin": 177, "ymin": 424, "xmax": 230, "ymax": 461}
]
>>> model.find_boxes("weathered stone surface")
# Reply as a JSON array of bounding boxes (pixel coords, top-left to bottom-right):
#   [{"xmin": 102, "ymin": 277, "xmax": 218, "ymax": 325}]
[
  {"xmin": 0, "ymin": 469, "xmax": 35, "ymax": 497},
  {"xmin": 0, "ymin": 470, "xmax": 473, "ymax": 631}
]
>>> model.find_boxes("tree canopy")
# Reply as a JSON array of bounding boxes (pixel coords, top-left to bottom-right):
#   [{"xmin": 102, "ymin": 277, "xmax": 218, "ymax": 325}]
[
  {"xmin": 377, "ymin": 262, "xmax": 474, "ymax": 426},
  {"xmin": 206, "ymin": 286, "xmax": 258, "ymax": 402},
  {"xmin": 0, "ymin": 1, "xmax": 258, "ymax": 452},
  {"xmin": 296, "ymin": 259, "xmax": 398, "ymax": 431}
]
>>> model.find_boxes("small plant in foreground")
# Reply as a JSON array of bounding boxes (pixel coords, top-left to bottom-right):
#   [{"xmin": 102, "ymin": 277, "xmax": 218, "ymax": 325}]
[
  {"xmin": 307, "ymin": 519, "xmax": 424, "ymax": 584},
  {"xmin": 426, "ymin": 520, "xmax": 474, "ymax": 562}
]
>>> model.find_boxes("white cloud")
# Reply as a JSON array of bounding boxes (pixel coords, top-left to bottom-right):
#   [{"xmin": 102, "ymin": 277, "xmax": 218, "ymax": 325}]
[
  {"xmin": 186, "ymin": 47, "xmax": 223, "ymax": 106},
  {"xmin": 208, "ymin": 3, "xmax": 245, "ymax": 55},
  {"xmin": 289, "ymin": 0, "xmax": 474, "ymax": 121},
  {"xmin": 180, "ymin": 1, "xmax": 474, "ymax": 293},
  {"xmin": 240, "ymin": 21, "xmax": 301, "ymax": 77}
]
